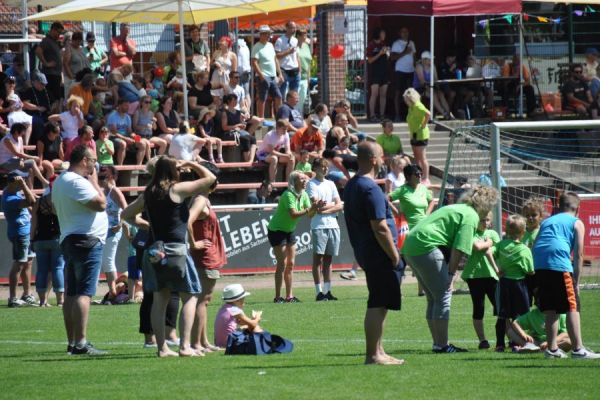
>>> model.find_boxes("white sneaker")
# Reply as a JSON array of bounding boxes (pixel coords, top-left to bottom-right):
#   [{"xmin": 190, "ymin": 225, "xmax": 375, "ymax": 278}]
[
  {"xmin": 8, "ymin": 298, "xmax": 26, "ymax": 308},
  {"xmin": 544, "ymin": 348, "xmax": 568, "ymax": 359},
  {"xmin": 519, "ymin": 342, "xmax": 541, "ymax": 353},
  {"xmin": 143, "ymin": 342, "xmax": 158, "ymax": 349},
  {"xmin": 572, "ymin": 348, "xmax": 600, "ymax": 360},
  {"xmin": 165, "ymin": 338, "xmax": 180, "ymax": 347}
]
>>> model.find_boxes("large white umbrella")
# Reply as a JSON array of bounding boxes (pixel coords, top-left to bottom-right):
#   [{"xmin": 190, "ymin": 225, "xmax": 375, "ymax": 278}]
[{"xmin": 24, "ymin": 0, "xmax": 338, "ymax": 119}]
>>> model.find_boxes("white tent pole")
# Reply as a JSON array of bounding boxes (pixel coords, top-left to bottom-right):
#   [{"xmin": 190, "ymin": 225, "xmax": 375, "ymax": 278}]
[
  {"xmin": 519, "ymin": 13, "xmax": 524, "ymax": 118},
  {"xmin": 179, "ymin": 0, "xmax": 189, "ymax": 120},
  {"xmin": 429, "ymin": 15, "xmax": 434, "ymax": 117},
  {"xmin": 22, "ymin": 0, "xmax": 30, "ymax": 77}
]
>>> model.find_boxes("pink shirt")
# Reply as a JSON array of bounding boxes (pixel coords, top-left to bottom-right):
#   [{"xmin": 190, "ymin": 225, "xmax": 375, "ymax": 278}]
[
  {"xmin": 214, "ymin": 303, "xmax": 242, "ymax": 348},
  {"xmin": 65, "ymin": 136, "xmax": 96, "ymax": 161}
]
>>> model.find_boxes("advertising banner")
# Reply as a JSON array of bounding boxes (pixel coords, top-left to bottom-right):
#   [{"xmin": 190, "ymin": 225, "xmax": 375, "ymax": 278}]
[{"xmin": 0, "ymin": 209, "xmax": 356, "ymax": 282}]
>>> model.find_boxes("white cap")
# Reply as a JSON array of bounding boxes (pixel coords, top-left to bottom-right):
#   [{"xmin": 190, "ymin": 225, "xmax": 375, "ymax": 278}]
[
  {"xmin": 222, "ymin": 284, "xmax": 251, "ymax": 302},
  {"xmin": 421, "ymin": 51, "xmax": 431, "ymax": 60},
  {"xmin": 258, "ymin": 25, "xmax": 272, "ymax": 33}
]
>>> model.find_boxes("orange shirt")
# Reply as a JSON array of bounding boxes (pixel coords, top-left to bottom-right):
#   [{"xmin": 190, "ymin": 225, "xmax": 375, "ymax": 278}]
[
  {"xmin": 109, "ymin": 36, "xmax": 136, "ymax": 70},
  {"xmin": 69, "ymin": 84, "xmax": 93, "ymax": 115},
  {"xmin": 291, "ymin": 127, "xmax": 324, "ymax": 153},
  {"xmin": 502, "ymin": 63, "xmax": 531, "ymax": 86}
]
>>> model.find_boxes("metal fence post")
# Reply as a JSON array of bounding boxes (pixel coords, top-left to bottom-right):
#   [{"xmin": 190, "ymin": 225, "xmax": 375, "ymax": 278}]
[{"xmin": 491, "ymin": 123, "xmax": 502, "ymax": 236}]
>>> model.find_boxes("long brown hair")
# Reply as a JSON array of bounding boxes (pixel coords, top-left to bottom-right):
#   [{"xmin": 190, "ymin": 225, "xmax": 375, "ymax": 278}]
[{"xmin": 144, "ymin": 155, "xmax": 180, "ymax": 201}]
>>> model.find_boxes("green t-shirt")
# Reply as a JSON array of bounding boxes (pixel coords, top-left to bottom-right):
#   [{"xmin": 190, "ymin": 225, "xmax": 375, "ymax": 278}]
[
  {"xmin": 376, "ymin": 134, "xmax": 403, "ymax": 156},
  {"xmin": 96, "ymin": 139, "xmax": 114, "ymax": 165},
  {"xmin": 402, "ymin": 203, "xmax": 479, "ymax": 257},
  {"xmin": 516, "ymin": 307, "xmax": 567, "ymax": 342},
  {"xmin": 268, "ymin": 190, "xmax": 311, "ymax": 233},
  {"xmin": 407, "ymin": 101, "xmax": 430, "ymax": 141},
  {"xmin": 522, "ymin": 228, "xmax": 539, "ymax": 249},
  {"xmin": 298, "ymin": 43, "xmax": 312, "ymax": 80},
  {"xmin": 251, "ymin": 41, "xmax": 277, "ymax": 78},
  {"xmin": 389, "ymin": 184, "xmax": 432, "ymax": 229},
  {"xmin": 494, "ymin": 239, "xmax": 534, "ymax": 280},
  {"xmin": 462, "ymin": 229, "xmax": 501, "ymax": 280},
  {"xmin": 295, "ymin": 161, "xmax": 312, "ymax": 173}
]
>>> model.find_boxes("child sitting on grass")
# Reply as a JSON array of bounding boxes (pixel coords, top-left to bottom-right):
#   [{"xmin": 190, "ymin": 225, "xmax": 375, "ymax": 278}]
[
  {"xmin": 507, "ymin": 305, "xmax": 571, "ymax": 353},
  {"xmin": 214, "ymin": 284, "xmax": 262, "ymax": 348},
  {"xmin": 494, "ymin": 214, "xmax": 535, "ymax": 352}
]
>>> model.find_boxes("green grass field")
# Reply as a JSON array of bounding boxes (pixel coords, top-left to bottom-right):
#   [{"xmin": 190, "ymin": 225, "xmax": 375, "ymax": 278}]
[{"xmin": 2, "ymin": 283, "xmax": 600, "ymax": 400}]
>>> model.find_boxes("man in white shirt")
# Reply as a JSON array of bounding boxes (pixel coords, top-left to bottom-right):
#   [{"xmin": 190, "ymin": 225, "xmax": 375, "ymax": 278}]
[
  {"xmin": 53, "ymin": 145, "xmax": 108, "ymax": 356},
  {"xmin": 391, "ymin": 27, "xmax": 416, "ymax": 121},
  {"xmin": 306, "ymin": 157, "xmax": 343, "ymax": 301},
  {"xmin": 236, "ymin": 38, "xmax": 252, "ymax": 104},
  {"xmin": 224, "ymin": 70, "xmax": 249, "ymax": 111},
  {"xmin": 275, "ymin": 21, "xmax": 300, "ymax": 99}
]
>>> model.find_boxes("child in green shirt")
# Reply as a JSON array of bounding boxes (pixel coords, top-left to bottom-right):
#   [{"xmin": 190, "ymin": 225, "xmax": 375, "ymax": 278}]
[
  {"xmin": 96, "ymin": 126, "xmax": 115, "ymax": 165},
  {"xmin": 294, "ymin": 150, "xmax": 314, "ymax": 177},
  {"xmin": 461, "ymin": 211, "xmax": 502, "ymax": 350},
  {"xmin": 494, "ymin": 214, "xmax": 535, "ymax": 351},
  {"xmin": 507, "ymin": 306, "xmax": 571, "ymax": 353}
]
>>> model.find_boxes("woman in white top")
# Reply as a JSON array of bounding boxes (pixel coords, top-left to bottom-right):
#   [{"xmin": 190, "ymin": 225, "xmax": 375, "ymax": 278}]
[
  {"xmin": 133, "ymin": 95, "xmax": 168, "ymax": 155},
  {"xmin": 2, "ymin": 77, "xmax": 33, "ymax": 144},
  {"xmin": 257, "ymin": 119, "xmax": 295, "ymax": 182},
  {"xmin": 168, "ymin": 121, "xmax": 206, "ymax": 162},
  {"xmin": 385, "ymin": 155, "xmax": 408, "ymax": 194},
  {"xmin": 0, "ymin": 123, "xmax": 47, "ymax": 187},
  {"xmin": 210, "ymin": 36, "xmax": 237, "ymax": 100},
  {"xmin": 48, "ymin": 95, "xmax": 85, "ymax": 143}
]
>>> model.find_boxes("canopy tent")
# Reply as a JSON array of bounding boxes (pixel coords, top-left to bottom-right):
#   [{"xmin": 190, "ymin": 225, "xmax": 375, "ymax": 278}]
[
  {"xmin": 367, "ymin": 0, "xmax": 523, "ymax": 116},
  {"xmin": 24, "ymin": 0, "xmax": 338, "ymax": 119},
  {"xmin": 237, "ymin": 7, "xmax": 315, "ymax": 30},
  {"xmin": 368, "ymin": 0, "xmax": 521, "ymax": 17}
]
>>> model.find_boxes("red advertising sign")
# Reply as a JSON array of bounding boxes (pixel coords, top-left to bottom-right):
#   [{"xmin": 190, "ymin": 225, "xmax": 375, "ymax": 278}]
[{"xmin": 578, "ymin": 197, "xmax": 600, "ymax": 260}]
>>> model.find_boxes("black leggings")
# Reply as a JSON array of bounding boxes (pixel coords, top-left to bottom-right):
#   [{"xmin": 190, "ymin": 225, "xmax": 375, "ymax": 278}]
[
  {"xmin": 466, "ymin": 278, "xmax": 497, "ymax": 320},
  {"xmin": 139, "ymin": 291, "xmax": 180, "ymax": 334},
  {"xmin": 466, "ymin": 278, "xmax": 506, "ymax": 346}
]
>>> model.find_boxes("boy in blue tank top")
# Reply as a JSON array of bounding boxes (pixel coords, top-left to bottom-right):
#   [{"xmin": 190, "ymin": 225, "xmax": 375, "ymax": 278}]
[{"xmin": 532, "ymin": 192, "xmax": 600, "ymax": 359}]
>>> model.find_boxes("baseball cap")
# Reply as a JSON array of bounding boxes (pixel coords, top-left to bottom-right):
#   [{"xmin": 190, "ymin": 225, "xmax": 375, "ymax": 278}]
[
  {"xmin": 421, "ymin": 51, "xmax": 431, "ymax": 60},
  {"xmin": 585, "ymin": 47, "xmax": 599, "ymax": 56},
  {"xmin": 309, "ymin": 117, "xmax": 321, "ymax": 129},
  {"xmin": 32, "ymin": 71, "xmax": 48, "ymax": 85},
  {"xmin": 258, "ymin": 25, "xmax": 272, "ymax": 33},
  {"xmin": 85, "ymin": 32, "xmax": 96, "ymax": 42}
]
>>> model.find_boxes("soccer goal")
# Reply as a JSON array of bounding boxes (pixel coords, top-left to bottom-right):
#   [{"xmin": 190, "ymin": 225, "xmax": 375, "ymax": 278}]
[{"xmin": 439, "ymin": 120, "xmax": 600, "ymax": 288}]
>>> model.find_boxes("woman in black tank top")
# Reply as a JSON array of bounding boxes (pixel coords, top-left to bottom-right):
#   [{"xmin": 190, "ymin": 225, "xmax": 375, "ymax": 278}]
[
  {"xmin": 121, "ymin": 156, "xmax": 217, "ymax": 358},
  {"xmin": 154, "ymin": 96, "xmax": 180, "ymax": 145}
]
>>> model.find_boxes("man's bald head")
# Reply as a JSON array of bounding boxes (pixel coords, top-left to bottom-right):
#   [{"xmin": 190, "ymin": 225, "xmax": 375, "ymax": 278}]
[{"xmin": 357, "ymin": 142, "xmax": 383, "ymax": 174}]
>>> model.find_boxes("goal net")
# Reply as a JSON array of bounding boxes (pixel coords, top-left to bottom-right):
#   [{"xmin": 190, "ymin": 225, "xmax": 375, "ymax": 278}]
[{"xmin": 439, "ymin": 120, "xmax": 600, "ymax": 289}]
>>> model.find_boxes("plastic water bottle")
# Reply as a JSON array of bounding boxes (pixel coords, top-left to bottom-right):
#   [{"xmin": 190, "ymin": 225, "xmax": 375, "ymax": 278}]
[
  {"xmin": 148, "ymin": 247, "xmax": 167, "ymax": 265},
  {"xmin": 456, "ymin": 69, "xmax": 462, "ymax": 80}
]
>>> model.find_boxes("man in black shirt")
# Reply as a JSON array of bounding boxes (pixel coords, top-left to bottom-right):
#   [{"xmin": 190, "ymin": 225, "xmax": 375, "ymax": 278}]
[
  {"xmin": 21, "ymin": 71, "xmax": 53, "ymax": 142},
  {"xmin": 562, "ymin": 64, "xmax": 592, "ymax": 116}
]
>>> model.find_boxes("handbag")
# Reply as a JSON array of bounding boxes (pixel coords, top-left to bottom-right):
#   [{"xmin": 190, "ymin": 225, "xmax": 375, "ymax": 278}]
[
  {"xmin": 132, "ymin": 228, "xmax": 150, "ymax": 251},
  {"xmin": 143, "ymin": 200, "xmax": 188, "ymax": 280},
  {"xmin": 225, "ymin": 330, "xmax": 294, "ymax": 355}
]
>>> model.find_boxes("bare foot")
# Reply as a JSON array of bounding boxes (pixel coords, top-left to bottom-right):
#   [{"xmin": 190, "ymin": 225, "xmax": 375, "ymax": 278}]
[
  {"xmin": 202, "ymin": 343, "xmax": 224, "ymax": 352},
  {"xmin": 191, "ymin": 347, "xmax": 207, "ymax": 356},
  {"xmin": 157, "ymin": 349, "xmax": 179, "ymax": 358},
  {"xmin": 364, "ymin": 355, "xmax": 405, "ymax": 365},
  {"xmin": 382, "ymin": 353, "xmax": 405, "ymax": 365},
  {"xmin": 179, "ymin": 348, "xmax": 202, "ymax": 357}
]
